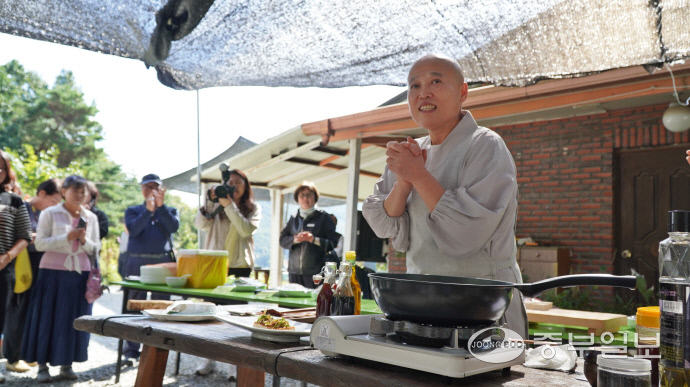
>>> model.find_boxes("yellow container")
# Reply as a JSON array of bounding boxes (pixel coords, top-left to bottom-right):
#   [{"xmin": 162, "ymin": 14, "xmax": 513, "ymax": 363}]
[
  {"xmin": 177, "ymin": 249, "xmax": 229, "ymax": 288},
  {"xmin": 636, "ymin": 306, "xmax": 660, "ymax": 339}
]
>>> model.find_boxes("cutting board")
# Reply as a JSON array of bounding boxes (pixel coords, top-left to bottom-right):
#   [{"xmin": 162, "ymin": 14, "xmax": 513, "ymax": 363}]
[{"xmin": 526, "ymin": 308, "xmax": 628, "ymax": 335}]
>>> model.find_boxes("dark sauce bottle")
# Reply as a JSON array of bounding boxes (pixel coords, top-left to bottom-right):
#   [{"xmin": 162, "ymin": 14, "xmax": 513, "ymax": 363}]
[
  {"xmin": 315, "ymin": 263, "xmax": 337, "ymax": 318},
  {"xmin": 330, "ymin": 262, "xmax": 355, "ymax": 316}
]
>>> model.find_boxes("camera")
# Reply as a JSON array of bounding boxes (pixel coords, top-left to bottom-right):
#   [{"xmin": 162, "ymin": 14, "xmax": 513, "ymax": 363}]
[{"xmin": 212, "ymin": 163, "xmax": 235, "ymax": 202}]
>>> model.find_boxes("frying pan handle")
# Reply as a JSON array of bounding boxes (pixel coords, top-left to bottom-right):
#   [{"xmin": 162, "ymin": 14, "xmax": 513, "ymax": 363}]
[{"xmin": 514, "ymin": 274, "xmax": 637, "ymax": 297}]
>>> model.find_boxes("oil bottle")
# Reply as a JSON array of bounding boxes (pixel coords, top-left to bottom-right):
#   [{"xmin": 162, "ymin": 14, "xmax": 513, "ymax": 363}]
[
  {"xmin": 659, "ymin": 210, "xmax": 690, "ymax": 386},
  {"xmin": 344, "ymin": 251, "xmax": 361, "ymax": 315},
  {"xmin": 330, "ymin": 261, "xmax": 355, "ymax": 316}
]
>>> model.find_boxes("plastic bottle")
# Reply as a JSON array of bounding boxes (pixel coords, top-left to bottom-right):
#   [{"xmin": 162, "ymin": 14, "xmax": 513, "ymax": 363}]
[
  {"xmin": 315, "ymin": 263, "xmax": 337, "ymax": 318},
  {"xmin": 659, "ymin": 210, "xmax": 690, "ymax": 387},
  {"xmin": 597, "ymin": 356, "xmax": 651, "ymax": 387},
  {"xmin": 344, "ymin": 251, "xmax": 361, "ymax": 315},
  {"xmin": 330, "ymin": 262, "xmax": 355, "ymax": 316},
  {"xmin": 636, "ymin": 306, "xmax": 660, "ymax": 386}
]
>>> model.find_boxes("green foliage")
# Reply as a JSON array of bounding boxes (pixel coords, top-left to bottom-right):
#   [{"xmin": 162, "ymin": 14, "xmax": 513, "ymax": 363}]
[
  {"xmin": 1, "ymin": 59, "xmax": 197, "ymax": 267},
  {"xmin": 164, "ymin": 194, "xmax": 198, "ymax": 250},
  {"xmin": 3, "ymin": 144, "xmax": 83, "ymax": 195},
  {"xmin": 99, "ymin": 237, "xmax": 122, "ymax": 285},
  {"xmin": 0, "ymin": 62, "xmax": 103, "ymax": 168}
]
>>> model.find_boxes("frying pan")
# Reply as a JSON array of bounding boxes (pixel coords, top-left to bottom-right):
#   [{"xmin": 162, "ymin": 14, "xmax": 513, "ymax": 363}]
[{"xmin": 369, "ymin": 273, "xmax": 637, "ymax": 326}]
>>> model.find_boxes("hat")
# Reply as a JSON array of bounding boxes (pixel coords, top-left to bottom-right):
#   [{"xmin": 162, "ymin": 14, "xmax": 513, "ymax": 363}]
[{"xmin": 140, "ymin": 173, "xmax": 163, "ymax": 185}]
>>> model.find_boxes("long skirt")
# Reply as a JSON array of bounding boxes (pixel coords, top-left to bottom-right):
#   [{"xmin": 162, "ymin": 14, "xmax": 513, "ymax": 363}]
[
  {"xmin": 20, "ymin": 268, "xmax": 92, "ymax": 366},
  {"xmin": 3, "ymin": 251, "xmax": 43, "ymax": 363}
]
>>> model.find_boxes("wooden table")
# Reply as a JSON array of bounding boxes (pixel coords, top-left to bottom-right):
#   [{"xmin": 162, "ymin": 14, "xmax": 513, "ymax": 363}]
[
  {"xmin": 74, "ymin": 315, "xmax": 592, "ymax": 387},
  {"xmin": 112, "ymin": 280, "xmax": 382, "ymax": 383}
]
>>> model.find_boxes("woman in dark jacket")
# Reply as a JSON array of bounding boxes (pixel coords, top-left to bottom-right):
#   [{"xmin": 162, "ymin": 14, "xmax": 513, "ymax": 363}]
[{"xmin": 279, "ymin": 182, "xmax": 339, "ymax": 288}]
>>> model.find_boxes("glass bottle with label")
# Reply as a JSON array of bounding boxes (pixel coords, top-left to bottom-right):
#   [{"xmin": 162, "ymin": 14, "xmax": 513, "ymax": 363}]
[
  {"xmin": 344, "ymin": 251, "xmax": 362, "ymax": 315},
  {"xmin": 658, "ymin": 210, "xmax": 690, "ymax": 386},
  {"xmin": 330, "ymin": 262, "xmax": 355, "ymax": 316},
  {"xmin": 315, "ymin": 262, "xmax": 337, "ymax": 318}
]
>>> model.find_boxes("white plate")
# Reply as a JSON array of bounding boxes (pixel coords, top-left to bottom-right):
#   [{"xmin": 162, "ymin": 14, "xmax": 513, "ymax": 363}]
[
  {"xmin": 215, "ymin": 314, "xmax": 312, "ymax": 342},
  {"xmin": 142, "ymin": 309, "xmax": 223, "ymax": 322}
]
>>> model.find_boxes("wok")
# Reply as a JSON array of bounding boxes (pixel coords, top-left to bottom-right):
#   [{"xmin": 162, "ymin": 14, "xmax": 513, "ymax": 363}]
[{"xmin": 369, "ymin": 273, "xmax": 636, "ymax": 326}]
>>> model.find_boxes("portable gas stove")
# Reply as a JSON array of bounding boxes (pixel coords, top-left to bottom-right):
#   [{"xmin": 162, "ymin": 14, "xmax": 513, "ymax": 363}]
[{"xmin": 310, "ymin": 314, "xmax": 525, "ymax": 378}]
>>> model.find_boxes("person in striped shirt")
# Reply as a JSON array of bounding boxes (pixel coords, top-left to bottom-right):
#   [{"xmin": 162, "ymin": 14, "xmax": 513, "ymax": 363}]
[{"xmin": 0, "ymin": 150, "xmax": 32, "ymax": 383}]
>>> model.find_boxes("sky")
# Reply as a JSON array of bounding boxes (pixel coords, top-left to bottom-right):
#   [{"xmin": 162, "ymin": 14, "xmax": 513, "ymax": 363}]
[{"xmin": 0, "ymin": 33, "xmax": 405, "ymax": 189}]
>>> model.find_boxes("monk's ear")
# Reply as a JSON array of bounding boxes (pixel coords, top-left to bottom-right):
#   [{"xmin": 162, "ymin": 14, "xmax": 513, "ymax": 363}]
[{"xmin": 460, "ymin": 83, "xmax": 469, "ymax": 103}]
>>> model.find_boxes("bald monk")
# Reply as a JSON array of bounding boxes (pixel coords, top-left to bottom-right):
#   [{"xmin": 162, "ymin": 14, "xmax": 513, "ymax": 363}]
[{"xmin": 363, "ymin": 54, "xmax": 527, "ymax": 337}]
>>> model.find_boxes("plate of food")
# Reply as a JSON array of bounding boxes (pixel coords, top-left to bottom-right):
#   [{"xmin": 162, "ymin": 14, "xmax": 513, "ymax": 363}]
[
  {"xmin": 215, "ymin": 312, "xmax": 312, "ymax": 342},
  {"xmin": 142, "ymin": 301, "xmax": 224, "ymax": 322}
]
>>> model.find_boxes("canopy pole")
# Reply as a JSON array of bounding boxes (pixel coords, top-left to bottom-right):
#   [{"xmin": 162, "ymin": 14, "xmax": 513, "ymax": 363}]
[
  {"xmin": 196, "ymin": 89, "xmax": 202, "ymax": 247},
  {"xmin": 344, "ymin": 138, "xmax": 362, "ymax": 253},
  {"xmin": 269, "ymin": 189, "xmax": 285, "ymax": 288}
]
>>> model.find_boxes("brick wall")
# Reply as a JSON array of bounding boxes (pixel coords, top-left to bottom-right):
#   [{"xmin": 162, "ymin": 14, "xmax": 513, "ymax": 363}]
[
  {"xmin": 499, "ymin": 103, "xmax": 688, "ymax": 276},
  {"xmin": 385, "ymin": 102, "xmax": 690, "ymax": 276}
]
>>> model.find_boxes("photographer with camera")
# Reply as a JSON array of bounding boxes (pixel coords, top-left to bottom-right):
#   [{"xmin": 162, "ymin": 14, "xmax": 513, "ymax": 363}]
[
  {"xmin": 195, "ymin": 165, "xmax": 261, "ymax": 278},
  {"xmin": 193, "ymin": 166, "xmax": 261, "ymax": 377}
]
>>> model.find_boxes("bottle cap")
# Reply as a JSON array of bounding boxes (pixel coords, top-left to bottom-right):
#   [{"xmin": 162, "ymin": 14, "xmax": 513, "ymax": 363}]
[
  {"xmin": 668, "ymin": 210, "xmax": 690, "ymax": 232},
  {"xmin": 636, "ymin": 306, "xmax": 660, "ymax": 328},
  {"xmin": 596, "ymin": 355, "xmax": 651, "ymax": 372},
  {"xmin": 344, "ymin": 251, "xmax": 356, "ymax": 262}
]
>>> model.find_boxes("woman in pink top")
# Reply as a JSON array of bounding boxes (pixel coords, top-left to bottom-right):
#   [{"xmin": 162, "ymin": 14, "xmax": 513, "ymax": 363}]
[{"xmin": 20, "ymin": 175, "xmax": 100, "ymax": 383}]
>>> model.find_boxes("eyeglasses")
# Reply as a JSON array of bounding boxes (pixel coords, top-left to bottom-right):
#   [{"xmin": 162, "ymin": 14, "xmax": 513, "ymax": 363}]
[{"xmin": 298, "ymin": 193, "xmax": 315, "ymax": 199}]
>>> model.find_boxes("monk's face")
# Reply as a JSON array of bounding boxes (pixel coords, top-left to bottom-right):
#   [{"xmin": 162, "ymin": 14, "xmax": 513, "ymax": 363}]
[{"xmin": 407, "ymin": 57, "xmax": 468, "ymax": 136}]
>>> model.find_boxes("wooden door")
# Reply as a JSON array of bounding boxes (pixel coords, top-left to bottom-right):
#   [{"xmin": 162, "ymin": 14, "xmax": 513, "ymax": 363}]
[{"xmin": 617, "ymin": 147, "xmax": 690, "ymax": 291}]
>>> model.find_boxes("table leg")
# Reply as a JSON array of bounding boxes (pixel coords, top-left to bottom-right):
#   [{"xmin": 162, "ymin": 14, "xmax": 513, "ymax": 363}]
[
  {"xmin": 237, "ymin": 366, "xmax": 265, "ymax": 387},
  {"xmin": 116, "ymin": 287, "xmax": 130, "ymax": 383},
  {"xmin": 135, "ymin": 345, "xmax": 169, "ymax": 387},
  {"xmin": 116, "ymin": 339, "xmax": 123, "ymax": 383}
]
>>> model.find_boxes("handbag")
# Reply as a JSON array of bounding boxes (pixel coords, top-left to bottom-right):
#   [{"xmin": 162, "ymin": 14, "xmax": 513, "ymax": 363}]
[
  {"xmin": 85, "ymin": 267, "xmax": 104, "ymax": 303},
  {"xmin": 14, "ymin": 248, "xmax": 32, "ymax": 293},
  {"xmin": 85, "ymin": 250, "xmax": 106, "ymax": 303}
]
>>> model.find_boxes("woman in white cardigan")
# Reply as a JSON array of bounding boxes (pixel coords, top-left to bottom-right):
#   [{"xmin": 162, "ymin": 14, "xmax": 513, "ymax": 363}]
[{"xmin": 21, "ymin": 175, "xmax": 100, "ymax": 383}]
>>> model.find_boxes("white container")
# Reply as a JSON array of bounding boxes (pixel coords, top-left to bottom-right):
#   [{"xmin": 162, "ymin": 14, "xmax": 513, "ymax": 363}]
[
  {"xmin": 597, "ymin": 355, "xmax": 651, "ymax": 387},
  {"xmin": 140, "ymin": 266, "xmax": 173, "ymax": 285}
]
